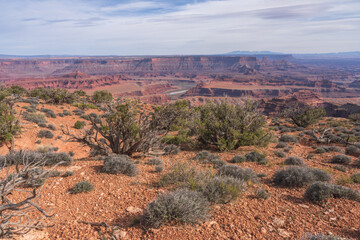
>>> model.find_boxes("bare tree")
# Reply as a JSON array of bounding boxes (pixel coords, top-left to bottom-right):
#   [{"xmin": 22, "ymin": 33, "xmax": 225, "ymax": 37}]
[{"xmin": 0, "ymin": 151, "xmax": 62, "ymax": 237}]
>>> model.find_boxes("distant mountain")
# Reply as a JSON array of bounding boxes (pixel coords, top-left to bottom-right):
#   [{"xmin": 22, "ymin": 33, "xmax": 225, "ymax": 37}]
[
  {"xmin": 224, "ymin": 51, "xmax": 285, "ymax": 55},
  {"xmin": 224, "ymin": 51, "xmax": 360, "ymax": 60},
  {"xmin": 294, "ymin": 52, "xmax": 360, "ymax": 59},
  {"xmin": 0, "ymin": 54, "xmax": 81, "ymax": 58}
]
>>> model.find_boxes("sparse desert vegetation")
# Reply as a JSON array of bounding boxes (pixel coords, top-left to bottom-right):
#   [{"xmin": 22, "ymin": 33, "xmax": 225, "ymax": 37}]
[{"xmin": 0, "ymin": 86, "xmax": 359, "ymax": 239}]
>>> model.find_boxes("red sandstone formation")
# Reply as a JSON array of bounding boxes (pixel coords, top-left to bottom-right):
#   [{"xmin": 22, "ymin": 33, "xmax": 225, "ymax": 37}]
[{"xmin": 0, "ymin": 56, "xmax": 359, "ymax": 107}]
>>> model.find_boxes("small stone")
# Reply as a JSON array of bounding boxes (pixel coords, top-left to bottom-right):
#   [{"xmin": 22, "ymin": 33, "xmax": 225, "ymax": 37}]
[
  {"xmin": 126, "ymin": 206, "xmax": 143, "ymax": 214},
  {"xmin": 324, "ymin": 209, "xmax": 334, "ymax": 215},
  {"xmin": 209, "ymin": 221, "xmax": 217, "ymax": 226},
  {"xmin": 273, "ymin": 217, "xmax": 285, "ymax": 227},
  {"xmin": 299, "ymin": 204, "xmax": 309, "ymax": 209},
  {"xmin": 113, "ymin": 230, "xmax": 127, "ymax": 239},
  {"xmin": 278, "ymin": 228, "xmax": 290, "ymax": 238},
  {"xmin": 261, "ymin": 227, "xmax": 267, "ymax": 234}
]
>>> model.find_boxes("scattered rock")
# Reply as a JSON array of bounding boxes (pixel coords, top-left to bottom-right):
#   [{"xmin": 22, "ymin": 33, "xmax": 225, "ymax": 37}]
[
  {"xmin": 278, "ymin": 228, "xmax": 290, "ymax": 238},
  {"xmin": 299, "ymin": 204, "xmax": 309, "ymax": 209},
  {"xmin": 126, "ymin": 206, "xmax": 143, "ymax": 214},
  {"xmin": 113, "ymin": 230, "xmax": 127, "ymax": 239},
  {"xmin": 209, "ymin": 221, "xmax": 218, "ymax": 226},
  {"xmin": 273, "ymin": 217, "xmax": 285, "ymax": 227}
]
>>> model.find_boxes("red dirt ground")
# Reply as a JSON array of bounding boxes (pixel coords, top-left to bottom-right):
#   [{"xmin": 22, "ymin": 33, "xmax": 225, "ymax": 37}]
[{"xmin": 1, "ymin": 103, "xmax": 359, "ymax": 240}]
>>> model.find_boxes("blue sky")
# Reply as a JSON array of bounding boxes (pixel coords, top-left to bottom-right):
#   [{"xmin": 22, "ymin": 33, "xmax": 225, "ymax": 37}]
[{"xmin": 0, "ymin": 0, "xmax": 359, "ymax": 55}]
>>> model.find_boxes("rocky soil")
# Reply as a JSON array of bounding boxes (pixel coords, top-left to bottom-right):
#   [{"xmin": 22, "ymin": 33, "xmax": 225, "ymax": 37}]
[{"xmin": 1, "ymin": 102, "xmax": 359, "ymax": 240}]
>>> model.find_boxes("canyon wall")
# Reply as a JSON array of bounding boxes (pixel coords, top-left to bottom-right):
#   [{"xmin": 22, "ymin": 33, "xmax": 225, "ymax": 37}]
[{"xmin": 0, "ymin": 56, "xmax": 259, "ymax": 78}]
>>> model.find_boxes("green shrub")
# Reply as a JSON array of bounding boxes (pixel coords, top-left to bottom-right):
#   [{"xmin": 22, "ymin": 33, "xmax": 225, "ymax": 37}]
[
  {"xmin": 333, "ymin": 165, "xmax": 346, "ymax": 172},
  {"xmin": 245, "ymin": 151, "xmax": 267, "ymax": 164},
  {"xmin": 194, "ymin": 151, "xmax": 212, "ymax": 161},
  {"xmin": 201, "ymin": 176, "xmax": 244, "ymax": 203},
  {"xmin": 321, "ymin": 145, "xmax": 342, "ymax": 153},
  {"xmin": 68, "ymin": 100, "xmax": 188, "ymax": 156},
  {"xmin": 40, "ymin": 108, "xmax": 56, "ymax": 118},
  {"xmin": 6, "ymin": 85, "xmax": 27, "ymax": 96},
  {"xmin": 254, "ymin": 188, "xmax": 270, "ymax": 200},
  {"xmin": 204, "ymin": 155, "xmax": 227, "ymax": 169},
  {"xmin": 38, "ymin": 123, "xmax": 47, "ymax": 128},
  {"xmin": 0, "ymin": 150, "xmax": 42, "ymax": 166},
  {"xmin": 273, "ymin": 166, "xmax": 331, "ymax": 187},
  {"xmin": 62, "ymin": 171, "xmax": 75, "ymax": 177},
  {"xmin": 279, "ymin": 135, "xmax": 298, "ymax": 143},
  {"xmin": 218, "ymin": 165, "xmax": 258, "ymax": 183},
  {"xmin": 283, "ymin": 104, "xmax": 326, "ymax": 127},
  {"xmin": 29, "ymin": 87, "xmax": 75, "ymax": 104},
  {"xmin": 160, "ymin": 162, "xmax": 196, "ymax": 186},
  {"xmin": 307, "ymin": 154, "xmax": 315, "ymax": 159},
  {"xmin": 43, "ymin": 152, "xmax": 73, "ymax": 166},
  {"xmin": 284, "ymin": 156, "xmax": 304, "ymax": 165},
  {"xmin": 63, "ymin": 110, "xmax": 72, "ymax": 116},
  {"xmin": 74, "ymin": 90, "xmax": 87, "ymax": 97},
  {"xmin": 161, "ymin": 131, "xmax": 191, "ymax": 146},
  {"xmin": 349, "ymin": 113, "xmax": 360, "ymax": 122},
  {"xmin": 284, "ymin": 146, "xmax": 292, "ymax": 152},
  {"xmin": 74, "ymin": 121, "xmax": 85, "ymax": 129},
  {"xmin": 23, "ymin": 113, "xmax": 46, "ymax": 124},
  {"xmin": 231, "ymin": 155, "xmax": 246, "ymax": 163},
  {"xmin": 193, "ymin": 151, "xmax": 226, "ymax": 168},
  {"xmin": 47, "ymin": 124, "xmax": 56, "ymax": 131},
  {"xmin": 351, "ymin": 173, "xmax": 360, "ymax": 183},
  {"xmin": 72, "ymin": 109, "xmax": 85, "ymax": 116},
  {"xmin": 163, "ymin": 144, "xmax": 181, "ymax": 155},
  {"xmin": 275, "ymin": 142, "xmax": 287, "ymax": 148},
  {"xmin": 102, "ymin": 155, "xmax": 138, "ymax": 176},
  {"xmin": 194, "ymin": 101, "xmax": 270, "ymax": 151},
  {"xmin": 144, "ymin": 189, "xmax": 210, "ymax": 228},
  {"xmin": 72, "ymin": 102, "xmax": 97, "ymax": 109},
  {"xmin": 0, "ymin": 102, "xmax": 21, "ymax": 143},
  {"xmin": 155, "ymin": 165, "xmax": 164, "ymax": 173},
  {"xmin": 345, "ymin": 145, "xmax": 359, "ymax": 156},
  {"xmin": 315, "ymin": 148, "xmax": 326, "ymax": 154},
  {"xmin": 274, "ymin": 150, "xmax": 286, "ymax": 158},
  {"xmin": 304, "ymin": 182, "xmax": 359, "ymax": 203},
  {"xmin": 92, "ymin": 90, "xmax": 113, "ymax": 103},
  {"xmin": 70, "ymin": 181, "xmax": 94, "ymax": 194},
  {"xmin": 37, "ymin": 130, "xmax": 54, "ymax": 139},
  {"xmin": 147, "ymin": 157, "xmax": 163, "ymax": 166},
  {"xmin": 47, "ymin": 170, "xmax": 61, "ymax": 177},
  {"xmin": 331, "ymin": 155, "xmax": 351, "ymax": 165},
  {"xmin": 257, "ymin": 173, "xmax": 267, "ymax": 178}
]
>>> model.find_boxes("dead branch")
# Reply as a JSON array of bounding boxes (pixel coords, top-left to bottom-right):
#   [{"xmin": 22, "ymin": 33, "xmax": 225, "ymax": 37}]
[{"xmin": 0, "ymin": 151, "xmax": 60, "ymax": 237}]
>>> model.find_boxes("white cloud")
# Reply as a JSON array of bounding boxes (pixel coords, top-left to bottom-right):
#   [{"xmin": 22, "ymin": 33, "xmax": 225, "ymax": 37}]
[{"xmin": 0, "ymin": 0, "xmax": 359, "ymax": 55}]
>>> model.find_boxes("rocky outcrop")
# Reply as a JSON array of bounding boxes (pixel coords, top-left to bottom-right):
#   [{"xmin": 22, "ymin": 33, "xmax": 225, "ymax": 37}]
[
  {"xmin": 322, "ymin": 103, "xmax": 360, "ymax": 117},
  {"xmin": 140, "ymin": 94, "xmax": 171, "ymax": 104},
  {"xmin": 349, "ymin": 80, "xmax": 360, "ymax": 88},
  {"xmin": 0, "ymin": 56, "xmax": 260, "ymax": 78},
  {"xmin": 5, "ymin": 75, "xmax": 130, "ymax": 90},
  {"xmin": 62, "ymin": 71, "xmax": 90, "ymax": 79},
  {"xmin": 260, "ymin": 90, "xmax": 322, "ymax": 115}
]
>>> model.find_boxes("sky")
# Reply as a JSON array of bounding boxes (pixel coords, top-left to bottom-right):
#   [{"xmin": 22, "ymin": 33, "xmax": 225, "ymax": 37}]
[{"xmin": 0, "ymin": 0, "xmax": 359, "ymax": 55}]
